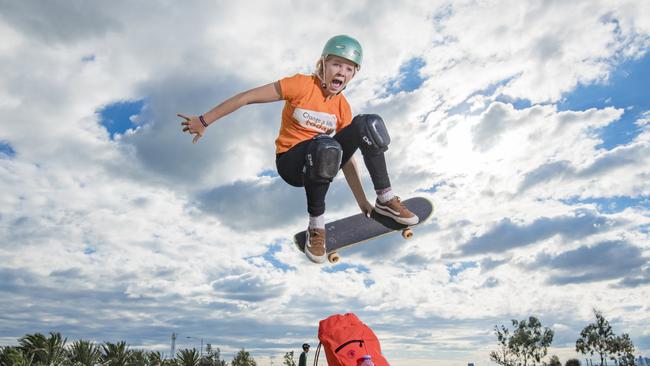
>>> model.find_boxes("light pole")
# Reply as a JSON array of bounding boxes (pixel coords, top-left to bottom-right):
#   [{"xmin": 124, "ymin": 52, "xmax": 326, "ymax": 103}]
[{"xmin": 186, "ymin": 336, "xmax": 204, "ymax": 357}]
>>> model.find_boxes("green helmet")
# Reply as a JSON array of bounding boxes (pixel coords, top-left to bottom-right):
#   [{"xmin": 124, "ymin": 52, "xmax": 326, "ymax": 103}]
[{"xmin": 321, "ymin": 34, "xmax": 363, "ymax": 68}]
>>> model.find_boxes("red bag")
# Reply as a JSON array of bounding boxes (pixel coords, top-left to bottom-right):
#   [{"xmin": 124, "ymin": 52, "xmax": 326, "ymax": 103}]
[{"xmin": 314, "ymin": 313, "xmax": 389, "ymax": 366}]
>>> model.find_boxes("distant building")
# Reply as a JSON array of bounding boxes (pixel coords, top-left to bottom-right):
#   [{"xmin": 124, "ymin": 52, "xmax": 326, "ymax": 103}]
[{"xmin": 638, "ymin": 356, "xmax": 650, "ymax": 366}]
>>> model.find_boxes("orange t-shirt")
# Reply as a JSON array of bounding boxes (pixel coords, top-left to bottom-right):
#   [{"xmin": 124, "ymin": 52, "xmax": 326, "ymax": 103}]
[{"xmin": 275, "ymin": 73, "xmax": 352, "ymax": 154}]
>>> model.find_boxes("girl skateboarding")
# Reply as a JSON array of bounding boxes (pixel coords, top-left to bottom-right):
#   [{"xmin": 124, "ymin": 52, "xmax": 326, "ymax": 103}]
[{"xmin": 179, "ymin": 35, "xmax": 418, "ymax": 263}]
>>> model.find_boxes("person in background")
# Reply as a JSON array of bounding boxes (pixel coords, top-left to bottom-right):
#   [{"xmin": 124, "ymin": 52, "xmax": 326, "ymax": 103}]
[{"xmin": 299, "ymin": 343, "xmax": 310, "ymax": 366}]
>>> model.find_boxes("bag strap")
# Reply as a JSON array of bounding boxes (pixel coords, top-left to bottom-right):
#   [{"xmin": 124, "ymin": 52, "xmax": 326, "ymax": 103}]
[{"xmin": 313, "ymin": 342, "xmax": 322, "ymax": 366}]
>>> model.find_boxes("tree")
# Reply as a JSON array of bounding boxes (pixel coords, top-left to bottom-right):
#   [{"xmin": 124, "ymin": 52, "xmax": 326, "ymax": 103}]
[
  {"xmin": 67, "ymin": 340, "xmax": 101, "ymax": 366},
  {"xmin": 576, "ymin": 310, "xmax": 615, "ymax": 366},
  {"xmin": 161, "ymin": 358, "xmax": 177, "ymax": 366},
  {"xmin": 199, "ymin": 346, "xmax": 212, "ymax": 366},
  {"xmin": 490, "ymin": 316, "xmax": 554, "ymax": 366},
  {"xmin": 146, "ymin": 351, "xmax": 163, "ymax": 366},
  {"xmin": 102, "ymin": 341, "xmax": 132, "ymax": 366},
  {"xmin": 18, "ymin": 333, "xmax": 46, "ymax": 364},
  {"xmin": 230, "ymin": 349, "xmax": 256, "ymax": 366},
  {"xmin": 547, "ymin": 355, "xmax": 561, "ymax": 366},
  {"xmin": 609, "ymin": 333, "xmax": 635, "ymax": 366},
  {"xmin": 490, "ymin": 324, "xmax": 516, "ymax": 366},
  {"xmin": 128, "ymin": 350, "xmax": 147, "ymax": 366},
  {"xmin": 19, "ymin": 332, "xmax": 67, "ymax": 366},
  {"xmin": 564, "ymin": 360, "xmax": 580, "ymax": 366},
  {"xmin": 177, "ymin": 349, "xmax": 200, "ymax": 366},
  {"xmin": 510, "ymin": 317, "xmax": 554, "ymax": 366},
  {"xmin": 283, "ymin": 351, "xmax": 296, "ymax": 366},
  {"xmin": 1, "ymin": 346, "xmax": 33, "ymax": 366},
  {"xmin": 201, "ymin": 345, "xmax": 226, "ymax": 366}
]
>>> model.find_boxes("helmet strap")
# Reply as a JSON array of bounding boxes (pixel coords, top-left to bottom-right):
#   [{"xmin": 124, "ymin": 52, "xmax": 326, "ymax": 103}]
[{"xmin": 319, "ymin": 57, "xmax": 327, "ymax": 89}]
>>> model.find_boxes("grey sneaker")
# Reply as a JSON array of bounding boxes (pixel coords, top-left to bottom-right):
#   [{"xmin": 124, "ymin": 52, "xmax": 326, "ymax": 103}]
[
  {"xmin": 305, "ymin": 227, "xmax": 327, "ymax": 264},
  {"xmin": 375, "ymin": 196, "xmax": 419, "ymax": 225}
]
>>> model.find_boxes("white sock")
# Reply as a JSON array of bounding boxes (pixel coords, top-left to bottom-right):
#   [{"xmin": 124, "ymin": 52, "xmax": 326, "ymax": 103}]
[
  {"xmin": 309, "ymin": 214, "xmax": 325, "ymax": 229},
  {"xmin": 376, "ymin": 187, "xmax": 395, "ymax": 203}
]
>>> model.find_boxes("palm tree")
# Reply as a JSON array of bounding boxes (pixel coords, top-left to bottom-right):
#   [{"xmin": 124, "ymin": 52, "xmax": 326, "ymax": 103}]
[
  {"xmin": 1, "ymin": 346, "xmax": 33, "ymax": 366},
  {"xmin": 101, "ymin": 341, "xmax": 131, "ymax": 366},
  {"xmin": 43, "ymin": 332, "xmax": 68, "ymax": 366},
  {"xmin": 127, "ymin": 350, "xmax": 147, "ymax": 366},
  {"xmin": 18, "ymin": 333, "xmax": 47, "ymax": 364},
  {"xmin": 68, "ymin": 340, "xmax": 101, "ymax": 366},
  {"xmin": 177, "ymin": 349, "xmax": 200, "ymax": 366},
  {"xmin": 161, "ymin": 358, "xmax": 177, "ymax": 366},
  {"xmin": 202, "ymin": 346, "xmax": 226, "ymax": 366},
  {"xmin": 19, "ymin": 332, "xmax": 67, "ymax": 365},
  {"xmin": 146, "ymin": 351, "xmax": 163, "ymax": 366}
]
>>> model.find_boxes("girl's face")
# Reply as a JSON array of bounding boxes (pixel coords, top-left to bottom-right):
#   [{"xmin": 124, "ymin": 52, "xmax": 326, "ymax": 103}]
[{"xmin": 322, "ymin": 55, "xmax": 357, "ymax": 96}]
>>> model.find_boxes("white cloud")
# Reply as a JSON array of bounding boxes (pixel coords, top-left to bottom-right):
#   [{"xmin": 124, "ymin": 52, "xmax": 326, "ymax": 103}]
[{"xmin": 1, "ymin": 0, "xmax": 650, "ymax": 364}]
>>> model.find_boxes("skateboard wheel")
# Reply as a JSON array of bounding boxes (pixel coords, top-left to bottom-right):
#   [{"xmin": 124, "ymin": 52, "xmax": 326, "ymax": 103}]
[
  {"xmin": 402, "ymin": 229, "xmax": 413, "ymax": 239},
  {"xmin": 328, "ymin": 252, "xmax": 340, "ymax": 264}
]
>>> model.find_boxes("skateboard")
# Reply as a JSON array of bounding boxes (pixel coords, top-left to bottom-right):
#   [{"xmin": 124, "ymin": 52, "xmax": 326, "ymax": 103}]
[{"xmin": 294, "ymin": 197, "xmax": 434, "ymax": 263}]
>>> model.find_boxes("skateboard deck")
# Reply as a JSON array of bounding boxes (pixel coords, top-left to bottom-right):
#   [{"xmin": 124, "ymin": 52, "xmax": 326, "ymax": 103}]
[{"xmin": 294, "ymin": 197, "xmax": 434, "ymax": 263}]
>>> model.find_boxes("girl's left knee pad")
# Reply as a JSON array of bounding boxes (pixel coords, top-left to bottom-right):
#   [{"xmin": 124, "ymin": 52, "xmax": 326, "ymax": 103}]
[{"xmin": 353, "ymin": 114, "xmax": 391, "ymax": 155}]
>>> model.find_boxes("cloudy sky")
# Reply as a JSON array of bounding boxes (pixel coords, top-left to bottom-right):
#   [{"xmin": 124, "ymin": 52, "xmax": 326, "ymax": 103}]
[{"xmin": 1, "ymin": 1, "xmax": 649, "ymax": 365}]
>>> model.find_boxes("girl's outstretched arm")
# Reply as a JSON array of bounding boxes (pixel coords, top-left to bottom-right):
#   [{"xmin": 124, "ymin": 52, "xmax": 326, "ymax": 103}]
[{"xmin": 179, "ymin": 81, "xmax": 282, "ymax": 143}]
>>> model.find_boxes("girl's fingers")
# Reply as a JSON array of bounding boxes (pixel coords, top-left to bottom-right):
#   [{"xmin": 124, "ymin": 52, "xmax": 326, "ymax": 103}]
[{"xmin": 177, "ymin": 114, "xmax": 204, "ymax": 143}]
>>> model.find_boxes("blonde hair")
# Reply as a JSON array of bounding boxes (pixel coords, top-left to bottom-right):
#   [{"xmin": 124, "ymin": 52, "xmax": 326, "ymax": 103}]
[
  {"xmin": 313, "ymin": 56, "xmax": 329, "ymax": 80},
  {"xmin": 314, "ymin": 55, "xmax": 358, "ymax": 81}
]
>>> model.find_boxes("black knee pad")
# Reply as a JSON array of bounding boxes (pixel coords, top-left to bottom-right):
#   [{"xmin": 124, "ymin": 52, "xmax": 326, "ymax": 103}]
[
  {"xmin": 304, "ymin": 134, "xmax": 343, "ymax": 183},
  {"xmin": 353, "ymin": 114, "xmax": 391, "ymax": 155}
]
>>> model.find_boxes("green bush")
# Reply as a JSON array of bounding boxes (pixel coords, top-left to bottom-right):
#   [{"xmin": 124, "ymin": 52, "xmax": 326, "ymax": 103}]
[{"xmin": 565, "ymin": 359, "xmax": 580, "ymax": 366}]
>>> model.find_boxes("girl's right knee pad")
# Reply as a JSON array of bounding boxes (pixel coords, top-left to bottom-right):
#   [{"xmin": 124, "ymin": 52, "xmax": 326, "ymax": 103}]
[{"xmin": 304, "ymin": 134, "xmax": 343, "ymax": 183}]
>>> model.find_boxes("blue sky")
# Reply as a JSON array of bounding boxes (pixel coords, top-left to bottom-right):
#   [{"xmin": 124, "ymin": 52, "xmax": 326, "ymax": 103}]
[
  {"xmin": 384, "ymin": 58, "xmax": 427, "ymax": 96},
  {"xmin": 560, "ymin": 52, "xmax": 650, "ymax": 150},
  {"xmin": 0, "ymin": 142, "xmax": 15, "ymax": 158},
  {"xmin": 555, "ymin": 52, "xmax": 650, "ymax": 216},
  {"xmin": 99, "ymin": 100, "xmax": 145, "ymax": 139},
  {"xmin": 1, "ymin": 2, "xmax": 650, "ymax": 366}
]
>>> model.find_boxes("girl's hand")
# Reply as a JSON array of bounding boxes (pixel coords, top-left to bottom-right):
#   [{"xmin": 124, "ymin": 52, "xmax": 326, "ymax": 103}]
[
  {"xmin": 178, "ymin": 113, "xmax": 206, "ymax": 144},
  {"xmin": 359, "ymin": 200, "xmax": 374, "ymax": 218}
]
